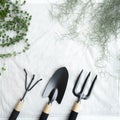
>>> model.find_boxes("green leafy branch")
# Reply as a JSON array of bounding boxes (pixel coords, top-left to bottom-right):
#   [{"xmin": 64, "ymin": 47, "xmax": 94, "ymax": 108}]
[{"xmin": 0, "ymin": 0, "xmax": 32, "ymax": 75}]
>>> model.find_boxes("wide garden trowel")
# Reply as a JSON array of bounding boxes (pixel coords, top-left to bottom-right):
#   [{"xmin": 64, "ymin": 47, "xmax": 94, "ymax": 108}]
[{"xmin": 39, "ymin": 67, "xmax": 69, "ymax": 120}]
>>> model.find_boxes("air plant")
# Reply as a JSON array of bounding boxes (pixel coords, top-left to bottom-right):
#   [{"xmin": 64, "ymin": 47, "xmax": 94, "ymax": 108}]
[
  {"xmin": 90, "ymin": 0, "xmax": 120, "ymax": 53},
  {"xmin": 51, "ymin": 0, "xmax": 120, "ymax": 73},
  {"xmin": 50, "ymin": 0, "xmax": 93, "ymax": 39},
  {"xmin": 0, "ymin": 0, "xmax": 32, "ymax": 75}
]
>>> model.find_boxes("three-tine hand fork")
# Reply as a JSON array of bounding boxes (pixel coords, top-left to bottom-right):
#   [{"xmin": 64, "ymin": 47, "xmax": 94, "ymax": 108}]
[
  {"xmin": 9, "ymin": 69, "xmax": 42, "ymax": 120},
  {"xmin": 68, "ymin": 70, "xmax": 97, "ymax": 120}
]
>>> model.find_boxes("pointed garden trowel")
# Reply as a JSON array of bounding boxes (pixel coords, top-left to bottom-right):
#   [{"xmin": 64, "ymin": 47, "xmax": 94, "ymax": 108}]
[{"xmin": 39, "ymin": 67, "xmax": 69, "ymax": 120}]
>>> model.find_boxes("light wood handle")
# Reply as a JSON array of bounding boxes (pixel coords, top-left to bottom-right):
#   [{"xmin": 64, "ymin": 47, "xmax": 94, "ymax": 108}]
[
  {"xmin": 43, "ymin": 104, "xmax": 52, "ymax": 114},
  {"xmin": 9, "ymin": 100, "xmax": 24, "ymax": 120},
  {"xmin": 39, "ymin": 104, "xmax": 52, "ymax": 120},
  {"xmin": 68, "ymin": 102, "xmax": 80, "ymax": 120},
  {"xmin": 15, "ymin": 100, "xmax": 24, "ymax": 111},
  {"xmin": 72, "ymin": 102, "xmax": 80, "ymax": 112}
]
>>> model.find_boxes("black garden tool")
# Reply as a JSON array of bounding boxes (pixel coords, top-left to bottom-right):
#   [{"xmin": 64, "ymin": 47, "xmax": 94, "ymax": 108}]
[
  {"xmin": 39, "ymin": 67, "xmax": 69, "ymax": 120},
  {"xmin": 68, "ymin": 70, "xmax": 97, "ymax": 120},
  {"xmin": 9, "ymin": 69, "xmax": 42, "ymax": 120}
]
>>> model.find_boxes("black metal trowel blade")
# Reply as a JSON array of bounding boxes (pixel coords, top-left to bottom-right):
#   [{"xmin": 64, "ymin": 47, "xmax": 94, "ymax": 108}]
[{"xmin": 43, "ymin": 67, "xmax": 69, "ymax": 104}]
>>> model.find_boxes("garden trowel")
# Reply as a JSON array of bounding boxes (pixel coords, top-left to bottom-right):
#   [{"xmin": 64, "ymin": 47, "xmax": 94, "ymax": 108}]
[{"xmin": 39, "ymin": 67, "xmax": 69, "ymax": 120}]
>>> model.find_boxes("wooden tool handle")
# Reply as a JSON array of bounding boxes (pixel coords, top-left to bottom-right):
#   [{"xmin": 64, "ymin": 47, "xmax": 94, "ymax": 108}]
[
  {"xmin": 39, "ymin": 103, "xmax": 52, "ymax": 120},
  {"xmin": 9, "ymin": 100, "xmax": 24, "ymax": 120},
  {"xmin": 68, "ymin": 102, "xmax": 80, "ymax": 120}
]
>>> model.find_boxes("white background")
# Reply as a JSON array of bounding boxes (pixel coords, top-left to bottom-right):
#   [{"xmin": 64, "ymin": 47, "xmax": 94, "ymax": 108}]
[{"xmin": 0, "ymin": 0, "xmax": 120, "ymax": 120}]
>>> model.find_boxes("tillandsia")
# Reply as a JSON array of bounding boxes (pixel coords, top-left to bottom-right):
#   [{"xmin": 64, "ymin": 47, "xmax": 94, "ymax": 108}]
[
  {"xmin": 51, "ymin": 0, "xmax": 120, "ymax": 62},
  {"xmin": 0, "ymin": 0, "xmax": 32, "ymax": 75},
  {"xmin": 50, "ymin": 0, "xmax": 94, "ymax": 40},
  {"xmin": 90, "ymin": 0, "xmax": 120, "ymax": 54}
]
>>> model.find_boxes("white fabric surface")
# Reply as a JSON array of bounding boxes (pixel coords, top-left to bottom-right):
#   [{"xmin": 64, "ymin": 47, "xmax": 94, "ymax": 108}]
[{"xmin": 0, "ymin": 0, "xmax": 120, "ymax": 120}]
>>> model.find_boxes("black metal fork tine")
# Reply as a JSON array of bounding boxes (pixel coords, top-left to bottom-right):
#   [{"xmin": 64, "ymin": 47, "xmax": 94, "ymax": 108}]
[
  {"xmin": 26, "ymin": 74, "xmax": 35, "ymax": 90},
  {"xmin": 24, "ymin": 69, "xmax": 28, "ymax": 90},
  {"xmin": 79, "ymin": 72, "xmax": 91, "ymax": 94},
  {"xmin": 83, "ymin": 75, "xmax": 97, "ymax": 99},
  {"xmin": 21, "ymin": 69, "xmax": 42, "ymax": 100},
  {"xmin": 28, "ymin": 78, "xmax": 42, "ymax": 91},
  {"xmin": 73, "ymin": 70, "xmax": 83, "ymax": 97}
]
